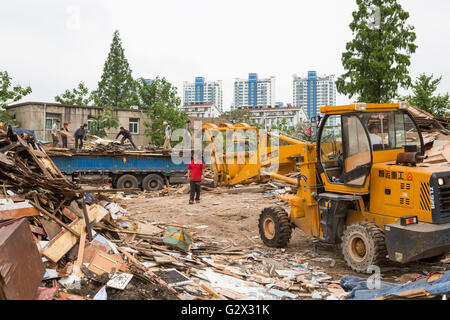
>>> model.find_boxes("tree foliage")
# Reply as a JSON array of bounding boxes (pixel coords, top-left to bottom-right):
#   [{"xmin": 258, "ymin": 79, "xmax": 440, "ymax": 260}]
[
  {"xmin": 401, "ymin": 74, "xmax": 450, "ymax": 117},
  {"xmin": 93, "ymin": 30, "xmax": 138, "ymax": 108},
  {"xmin": 136, "ymin": 77, "xmax": 180, "ymax": 110},
  {"xmin": 54, "ymin": 82, "xmax": 92, "ymax": 105},
  {"xmin": 88, "ymin": 106, "xmax": 120, "ymax": 138},
  {"xmin": 336, "ymin": 0, "xmax": 417, "ymax": 103},
  {"xmin": 271, "ymin": 119, "xmax": 315, "ymax": 142},
  {"xmin": 0, "ymin": 70, "xmax": 32, "ymax": 125},
  {"xmin": 220, "ymin": 109, "xmax": 254, "ymax": 124},
  {"xmin": 140, "ymin": 77, "xmax": 188, "ymax": 146}
]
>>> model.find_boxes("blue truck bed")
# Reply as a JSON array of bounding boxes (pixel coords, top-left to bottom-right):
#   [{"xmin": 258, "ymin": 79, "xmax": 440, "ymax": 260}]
[
  {"xmin": 50, "ymin": 154, "xmax": 187, "ymax": 174},
  {"xmin": 49, "ymin": 153, "xmax": 189, "ymax": 190}
]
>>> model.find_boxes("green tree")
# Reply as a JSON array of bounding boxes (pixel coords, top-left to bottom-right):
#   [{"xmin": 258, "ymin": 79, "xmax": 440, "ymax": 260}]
[
  {"xmin": 139, "ymin": 77, "xmax": 188, "ymax": 146},
  {"xmin": 221, "ymin": 109, "xmax": 254, "ymax": 124},
  {"xmin": 55, "ymin": 82, "xmax": 92, "ymax": 105},
  {"xmin": 135, "ymin": 77, "xmax": 180, "ymax": 110},
  {"xmin": 0, "ymin": 70, "xmax": 32, "ymax": 126},
  {"xmin": 401, "ymin": 74, "xmax": 450, "ymax": 117},
  {"xmin": 336, "ymin": 0, "xmax": 417, "ymax": 103},
  {"xmin": 88, "ymin": 106, "xmax": 119, "ymax": 138},
  {"xmin": 271, "ymin": 119, "xmax": 296, "ymax": 136},
  {"xmin": 93, "ymin": 30, "xmax": 138, "ymax": 108},
  {"xmin": 271, "ymin": 119, "xmax": 315, "ymax": 142}
]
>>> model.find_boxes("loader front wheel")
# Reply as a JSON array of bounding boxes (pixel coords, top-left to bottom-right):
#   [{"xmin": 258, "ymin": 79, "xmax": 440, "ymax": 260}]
[
  {"xmin": 342, "ymin": 222, "xmax": 387, "ymax": 274},
  {"xmin": 259, "ymin": 207, "xmax": 292, "ymax": 248}
]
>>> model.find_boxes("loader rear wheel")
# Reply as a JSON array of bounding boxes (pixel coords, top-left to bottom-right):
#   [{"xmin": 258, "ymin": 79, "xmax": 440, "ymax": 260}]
[
  {"xmin": 342, "ymin": 222, "xmax": 387, "ymax": 274},
  {"xmin": 142, "ymin": 174, "xmax": 164, "ymax": 191},
  {"xmin": 116, "ymin": 174, "xmax": 139, "ymax": 189},
  {"xmin": 259, "ymin": 207, "xmax": 292, "ymax": 248}
]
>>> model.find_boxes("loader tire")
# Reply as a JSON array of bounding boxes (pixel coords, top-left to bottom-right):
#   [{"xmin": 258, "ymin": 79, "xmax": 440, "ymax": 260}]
[
  {"xmin": 342, "ymin": 222, "xmax": 387, "ymax": 274},
  {"xmin": 259, "ymin": 207, "xmax": 292, "ymax": 248},
  {"xmin": 142, "ymin": 174, "xmax": 164, "ymax": 191},
  {"xmin": 116, "ymin": 174, "xmax": 139, "ymax": 189}
]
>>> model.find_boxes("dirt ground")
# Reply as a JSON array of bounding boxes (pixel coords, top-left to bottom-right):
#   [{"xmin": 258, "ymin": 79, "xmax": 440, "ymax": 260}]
[{"xmin": 120, "ymin": 190, "xmax": 449, "ymax": 284}]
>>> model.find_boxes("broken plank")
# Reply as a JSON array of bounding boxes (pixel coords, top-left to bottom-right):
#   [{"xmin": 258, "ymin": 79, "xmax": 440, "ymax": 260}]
[
  {"xmin": 72, "ymin": 222, "xmax": 86, "ymax": 278},
  {"xmin": 212, "ymin": 267, "xmax": 245, "ymax": 280},
  {"xmin": 0, "ymin": 202, "xmax": 40, "ymax": 221},
  {"xmin": 41, "ymin": 204, "xmax": 108, "ymax": 263},
  {"xmin": 201, "ymin": 283, "xmax": 227, "ymax": 300},
  {"xmin": 31, "ymin": 200, "xmax": 80, "ymax": 237}
]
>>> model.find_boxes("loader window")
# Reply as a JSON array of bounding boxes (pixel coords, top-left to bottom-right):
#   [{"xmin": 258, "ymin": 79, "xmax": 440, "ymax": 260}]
[
  {"xmin": 395, "ymin": 113, "xmax": 422, "ymax": 153},
  {"xmin": 320, "ymin": 115, "xmax": 343, "ymax": 182},
  {"xmin": 342, "ymin": 115, "xmax": 371, "ymax": 186},
  {"xmin": 360, "ymin": 112, "xmax": 394, "ymax": 150}
]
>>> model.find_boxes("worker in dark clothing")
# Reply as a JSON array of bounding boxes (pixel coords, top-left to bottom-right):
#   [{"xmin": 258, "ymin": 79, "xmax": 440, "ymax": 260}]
[
  {"xmin": 74, "ymin": 125, "xmax": 86, "ymax": 150},
  {"xmin": 116, "ymin": 127, "xmax": 137, "ymax": 149},
  {"xmin": 83, "ymin": 124, "xmax": 88, "ymax": 141}
]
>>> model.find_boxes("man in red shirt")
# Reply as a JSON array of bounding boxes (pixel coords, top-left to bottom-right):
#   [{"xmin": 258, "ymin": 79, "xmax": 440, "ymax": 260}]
[{"xmin": 187, "ymin": 153, "xmax": 205, "ymax": 204}]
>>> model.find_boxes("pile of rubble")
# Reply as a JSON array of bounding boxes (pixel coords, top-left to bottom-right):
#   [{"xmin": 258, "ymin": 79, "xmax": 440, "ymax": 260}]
[
  {"xmin": 44, "ymin": 135, "xmax": 162, "ymax": 156},
  {"xmin": 405, "ymin": 106, "xmax": 450, "ymax": 165},
  {"xmin": 408, "ymin": 105, "xmax": 449, "ymax": 134},
  {"xmin": 0, "ymin": 128, "xmax": 345, "ymax": 301}
]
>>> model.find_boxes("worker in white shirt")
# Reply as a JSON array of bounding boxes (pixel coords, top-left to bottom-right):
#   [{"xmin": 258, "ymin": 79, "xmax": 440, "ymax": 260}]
[
  {"xmin": 368, "ymin": 123, "xmax": 383, "ymax": 145},
  {"xmin": 51, "ymin": 120, "xmax": 60, "ymax": 147},
  {"xmin": 163, "ymin": 121, "xmax": 172, "ymax": 150}
]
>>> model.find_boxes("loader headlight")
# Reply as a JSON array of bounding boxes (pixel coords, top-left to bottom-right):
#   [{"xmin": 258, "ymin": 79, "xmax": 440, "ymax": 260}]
[
  {"xmin": 438, "ymin": 178, "xmax": 445, "ymax": 186},
  {"xmin": 355, "ymin": 103, "xmax": 367, "ymax": 111}
]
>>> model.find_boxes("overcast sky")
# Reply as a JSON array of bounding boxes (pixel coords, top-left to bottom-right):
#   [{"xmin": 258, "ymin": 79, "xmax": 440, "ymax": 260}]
[{"xmin": 1, "ymin": 0, "xmax": 449, "ymax": 110}]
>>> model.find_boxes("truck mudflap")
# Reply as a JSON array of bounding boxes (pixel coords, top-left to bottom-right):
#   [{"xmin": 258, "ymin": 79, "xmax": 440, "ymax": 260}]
[{"xmin": 384, "ymin": 222, "xmax": 450, "ymax": 263}]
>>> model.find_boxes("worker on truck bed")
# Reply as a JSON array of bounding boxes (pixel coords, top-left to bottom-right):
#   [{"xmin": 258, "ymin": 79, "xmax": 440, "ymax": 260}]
[
  {"xmin": 60, "ymin": 122, "xmax": 69, "ymax": 148},
  {"xmin": 163, "ymin": 121, "xmax": 172, "ymax": 150},
  {"xmin": 116, "ymin": 127, "xmax": 137, "ymax": 149},
  {"xmin": 187, "ymin": 153, "xmax": 205, "ymax": 204},
  {"xmin": 51, "ymin": 120, "xmax": 60, "ymax": 147},
  {"xmin": 74, "ymin": 124, "xmax": 87, "ymax": 150}
]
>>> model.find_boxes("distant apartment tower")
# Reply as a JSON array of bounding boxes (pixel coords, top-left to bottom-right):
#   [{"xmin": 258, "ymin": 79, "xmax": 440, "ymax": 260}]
[
  {"xmin": 183, "ymin": 77, "xmax": 223, "ymax": 112},
  {"xmin": 232, "ymin": 73, "xmax": 276, "ymax": 109},
  {"xmin": 293, "ymin": 72, "xmax": 336, "ymax": 120}
]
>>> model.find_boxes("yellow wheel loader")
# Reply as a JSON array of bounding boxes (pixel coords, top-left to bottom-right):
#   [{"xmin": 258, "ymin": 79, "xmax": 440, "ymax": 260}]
[{"xmin": 203, "ymin": 103, "xmax": 450, "ymax": 273}]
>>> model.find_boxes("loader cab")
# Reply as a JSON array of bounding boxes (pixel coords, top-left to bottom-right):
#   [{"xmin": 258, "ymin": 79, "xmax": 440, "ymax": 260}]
[{"xmin": 317, "ymin": 103, "xmax": 424, "ymax": 194}]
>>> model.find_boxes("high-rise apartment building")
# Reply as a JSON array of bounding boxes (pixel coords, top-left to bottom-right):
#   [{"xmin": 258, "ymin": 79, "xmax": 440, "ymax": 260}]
[
  {"xmin": 183, "ymin": 77, "xmax": 223, "ymax": 112},
  {"xmin": 293, "ymin": 72, "xmax": 336, "ymax": 120},
  {"xmin": 232, "ymin": 73, "xmax": 276, "ymax": 109}
]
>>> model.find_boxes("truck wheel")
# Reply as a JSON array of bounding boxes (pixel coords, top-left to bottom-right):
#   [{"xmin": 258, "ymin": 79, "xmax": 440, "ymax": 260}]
[
  {"xmin": 258, "ymin": 207, "xmax": 292, "ymax": 248},
  {"xmin": 342, "ymin": 222, "xmax": 387, "ymax": 274},
  {"xmin": 142, "ymin": 174, "xmax": 164, "ymax": 191},
  {"xmin": 116, "ymin": 174, "xmax": 139, "ymax": 189}
]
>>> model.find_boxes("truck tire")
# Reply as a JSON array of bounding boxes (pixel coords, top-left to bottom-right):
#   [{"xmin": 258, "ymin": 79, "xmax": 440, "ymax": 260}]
[
  {"xmin": 342, "ymin": 222, "xmax": 387, "ymax": 274},
  {"xmin": 142, "ymin": 174, "xmax": 164, "ymax": 191},
  {"xmin": 258, "ymin": 207, "xmax": 292, "ymax": 248},
  {"xmin": 116, "ymin": 174, "xmax": 139, "ymax": 189}
]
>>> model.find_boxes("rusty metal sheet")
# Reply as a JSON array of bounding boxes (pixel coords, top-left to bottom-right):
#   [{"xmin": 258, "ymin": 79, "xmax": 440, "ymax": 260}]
[{"xmin": 0, "ymin": 218, "xmax": 45, "ymax": 300}]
